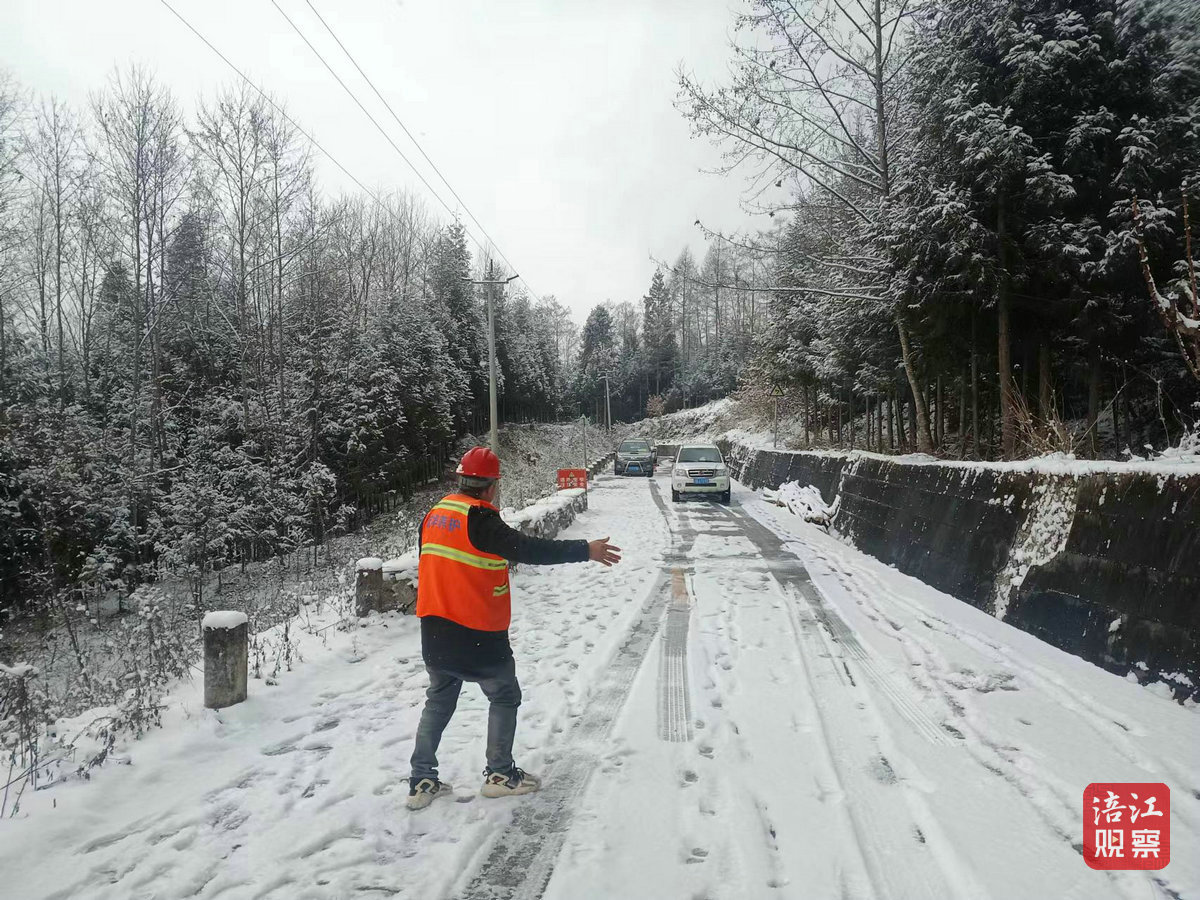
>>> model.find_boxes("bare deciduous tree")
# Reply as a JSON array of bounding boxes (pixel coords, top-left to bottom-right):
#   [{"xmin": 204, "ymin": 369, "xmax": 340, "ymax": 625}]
[{"xmin": 677, "ymin": 0, "xmax": 934, "ymax": 450}]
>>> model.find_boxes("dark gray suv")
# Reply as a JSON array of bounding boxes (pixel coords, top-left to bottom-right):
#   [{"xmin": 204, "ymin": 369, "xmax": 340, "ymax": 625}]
[{"xmin": 615, "ymin": 439, "xmax": 655, "ymax": 476}]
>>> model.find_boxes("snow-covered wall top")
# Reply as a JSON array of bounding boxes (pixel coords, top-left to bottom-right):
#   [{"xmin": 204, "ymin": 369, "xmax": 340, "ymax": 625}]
[{"xmin": 641, "ymin": 397, "xmax": 1200, "ymax": 478}]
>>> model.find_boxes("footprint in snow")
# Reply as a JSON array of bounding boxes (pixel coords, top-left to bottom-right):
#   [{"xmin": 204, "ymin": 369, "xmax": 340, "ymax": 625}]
[
  {"xmin": 868, "ymin": 754, "xmax": 898, "ymax": 785},
  {"xmin": 262, "ymin": 737, "xmax": 303, "ymax": 757}
]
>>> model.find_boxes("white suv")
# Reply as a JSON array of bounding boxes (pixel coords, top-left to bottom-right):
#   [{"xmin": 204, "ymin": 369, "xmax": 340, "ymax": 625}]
[{"xmin": 671, "ymin": 444, "xmax": 731, "ymax": 503}]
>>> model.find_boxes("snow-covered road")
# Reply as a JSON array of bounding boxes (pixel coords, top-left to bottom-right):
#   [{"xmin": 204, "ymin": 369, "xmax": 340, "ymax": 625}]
[{"xmin": 3, "ymin": 473, "xmax": 1197, "ymax": 899}]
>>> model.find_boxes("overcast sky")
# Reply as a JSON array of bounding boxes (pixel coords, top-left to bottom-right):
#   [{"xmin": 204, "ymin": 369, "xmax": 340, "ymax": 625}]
[{"xmin": 2, "ymin": 0, "xmax": 765, "ymax": 321}]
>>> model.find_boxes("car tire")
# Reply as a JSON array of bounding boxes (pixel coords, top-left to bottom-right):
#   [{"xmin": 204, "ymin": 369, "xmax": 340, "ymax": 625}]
[
  {"xmin": 671, "ymin": 489, "xmax": 680, "ymax": 503},
  {"xmin": 720, "ymin": 490, "xmax": 731, "ymax": 504}
]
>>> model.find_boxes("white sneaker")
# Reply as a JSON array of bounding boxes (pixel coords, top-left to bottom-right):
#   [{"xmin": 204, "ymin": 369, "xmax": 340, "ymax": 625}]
[
  {"xmin": 406, "ymin": 778, "xmax": 452, "ymax": 810},
  {"xmin": 481, "ymin": 767, "xmax": 542, "ymax": 798}
]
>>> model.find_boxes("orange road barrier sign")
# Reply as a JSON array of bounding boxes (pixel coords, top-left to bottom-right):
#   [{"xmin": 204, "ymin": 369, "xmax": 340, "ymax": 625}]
[{"xmin": 557, "ymin": 468, "xmax": 588, "ymax": 490}]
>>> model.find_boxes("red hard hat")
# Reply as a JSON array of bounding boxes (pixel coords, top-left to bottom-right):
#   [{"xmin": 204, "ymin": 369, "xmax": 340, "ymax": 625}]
[{"xmin": 456, "ymin": 446, "xmax": 501, "ymax": 479}]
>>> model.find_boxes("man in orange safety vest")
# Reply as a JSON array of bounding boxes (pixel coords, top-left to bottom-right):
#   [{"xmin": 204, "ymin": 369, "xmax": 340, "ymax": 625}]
[{"xmin": 407, "ymin": 446, "xmax": 621, "ymax": 810}]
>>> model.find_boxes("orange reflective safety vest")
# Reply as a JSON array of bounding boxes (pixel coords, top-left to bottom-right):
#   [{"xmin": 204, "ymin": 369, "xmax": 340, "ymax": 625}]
[{"xmin": 416, "ymin": 494, "xmax": 512, "ymax": 631}]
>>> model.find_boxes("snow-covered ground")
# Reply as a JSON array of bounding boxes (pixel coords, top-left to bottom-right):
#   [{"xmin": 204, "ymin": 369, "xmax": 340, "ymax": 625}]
[{"xmin": 2, "ymin": 471, "xmax": 1196, "ymax": 899}]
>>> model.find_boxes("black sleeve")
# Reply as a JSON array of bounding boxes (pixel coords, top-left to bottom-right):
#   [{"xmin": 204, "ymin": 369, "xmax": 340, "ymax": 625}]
[{"xmin": 467, "ymin": 506, "xmax": 590, "ymax": 565}]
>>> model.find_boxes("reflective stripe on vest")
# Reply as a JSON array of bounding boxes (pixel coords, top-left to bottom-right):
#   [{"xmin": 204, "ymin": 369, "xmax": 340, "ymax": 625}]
[
  {"xmin": 420, "ymin": 542, "xmax": 508, "ymax": 570},
  {"xmin": 416, "ymin": 493, "xmax": 512, "ymax": 631}
]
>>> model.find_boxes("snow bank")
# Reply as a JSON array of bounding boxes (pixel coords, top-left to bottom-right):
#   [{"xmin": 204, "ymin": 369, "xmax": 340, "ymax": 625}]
[
  {"xmin": 502, "ymin": 487, "xmax": 585, "ymax": 529},
  {"xmin": 200, "ymin": 611, "xmax": 248, "ymax": 631},
  {"xmin": 990, "ymin": 477, "xmax": 1076, "ymax": 620},
  {"xmin": 761, "ymin": 481, "xmax": 836, "ymax": 527},
  {"xmin": 355, "ymin": 556, "xmax": 384, "ymax": 571}
]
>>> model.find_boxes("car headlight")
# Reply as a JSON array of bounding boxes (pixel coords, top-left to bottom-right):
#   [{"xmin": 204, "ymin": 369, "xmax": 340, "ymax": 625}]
[
  {"xmin": 673, "ymin": 467, "xmax": 686, "ymax": 477},
  {"xmin": 714, "ymin": 465, "xmax": 727, "ymax": 475}
]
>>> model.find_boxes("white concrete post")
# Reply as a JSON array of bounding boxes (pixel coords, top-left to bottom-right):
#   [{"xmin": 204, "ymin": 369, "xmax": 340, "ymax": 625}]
[{"xmin": 202, "ymin": 611, "xmax": 248, "ymax": 709}]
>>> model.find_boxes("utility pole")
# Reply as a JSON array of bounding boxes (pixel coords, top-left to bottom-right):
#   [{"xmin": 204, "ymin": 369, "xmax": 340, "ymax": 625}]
[
  {"xmin": 772, "ymin": 382, "xmax": 785, "ymax": 448},
  {"xmin": 601, "ymin": 373, "xmax": 612, "ymax": 435},
  {"xmin": 463, "ymin": 269, "xmax": 520, "ymax": 453},
  {"xmin": 580, "ymin": 412, "xmax": 588, "ymax": 493}
]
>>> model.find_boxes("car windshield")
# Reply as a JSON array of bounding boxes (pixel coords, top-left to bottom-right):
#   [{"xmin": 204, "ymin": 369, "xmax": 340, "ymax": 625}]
[
  {"xmin": 678, "ymin": 447, "xmax": 722, "ymax": 463},
  {"xmin": 619, "ymin": 440, "xmax": 650, "ymax": 453}
]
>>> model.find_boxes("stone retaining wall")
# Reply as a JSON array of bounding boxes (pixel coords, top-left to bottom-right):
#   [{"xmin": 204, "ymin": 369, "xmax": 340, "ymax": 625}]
[{"xmin": 721, "ymin": 442, "xmax": 1200, "ymax": 700}]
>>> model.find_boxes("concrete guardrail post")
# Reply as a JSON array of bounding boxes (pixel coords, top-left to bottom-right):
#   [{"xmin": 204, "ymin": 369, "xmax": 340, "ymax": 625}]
[
  {"xmin": 356, "ymin": 557, "xmax": 384, "ymax": 617},
  {"xmin": 202, "ymin": 611, "xmax": 248, "ymax": 709}
]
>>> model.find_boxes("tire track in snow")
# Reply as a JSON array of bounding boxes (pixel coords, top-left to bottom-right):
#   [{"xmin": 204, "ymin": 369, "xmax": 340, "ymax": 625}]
[
  {"xmin": 747, "ymin": 494, "xmax": 1196, "ymax": 900},
  {"xmin": 731, "ymin": 506, "xmax": 951, "ymax": 748},
  {"xmin": 658, "ymin": 568, "xmax": 694, "ymax": 743},
  {"xmin": 458, "ymin": 480, "xmax": 687, "ymax": 900},
  {"xmin": 829, "ymin": 559, "xmax": 1190, "ymax": 900},
  {"xmin": 730, "ymin": 504, "xmax": 976, "ymax": 900}
]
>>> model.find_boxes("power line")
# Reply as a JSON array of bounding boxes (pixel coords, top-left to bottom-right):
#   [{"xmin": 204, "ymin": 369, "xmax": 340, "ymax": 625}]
[
  {"xmin": 267, "ymin": 0, "xmax": 491, "ymax": 243},
  {"xmin": 303, "ymin": 0, "xmax": 542, "ymax": 302},
  {"xmin": 158, "ymin": 0, "xmax": 391, "ymax": 210},
  {"xmin": 157, "ymin": 0, "xmax": 540, "ymax": 303},
  {"xmin": 271, "ymin": 0, "xmax": 543, "ymax": 302}
]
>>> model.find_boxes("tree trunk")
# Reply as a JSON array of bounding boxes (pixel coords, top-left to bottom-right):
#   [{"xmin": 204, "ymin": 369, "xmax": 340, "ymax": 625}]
[
  {"xmin": 1039, "ymin": 334, "xmax": 1052, "ymax": 420},
  {"xmin": 958, "ymin": 368, "xmax": 968, "ymax": 458},
  {"xmin": 53, "ymin": 149, "xmax": 65, "ymax": 413},
  {"xmin": 130, "ymin": 180, "xmax": 143, "ymax": 587},
  {"xmin": 1111, "ymin": 375, "xmax": 1120, "ymax": 452},
  {"xmin": 887, "ymin": 392, "xmax": 894, "ymax": 450},
  {"xmin": 908, "ymin": 384, "xmax": 918, "ymax": 450},
  {"xmin": 803, "ymin": 384, "xmax": 811, "ymax": 447},
  {"xmin": 997, "ymin": 193, "xmax": 1016, "ymax": 459},
  {"xmin": 836, "ymin": 386, "xmax": 842, "ymax": 445},
  {"xmin": 1120, "ymin": 380, "xmax": 1132, "ymax": 451},
  {"xmin": 875, "ymin": 395, "xmax": 883, "ymax": 454},
  {"xmin": 0, "ymin": 287, "xmax": 6, "ymax": 398},
  {"xmin": 933, "ymin": 377, "xmax": 942, "ymax": 448},
  {"xmin": 895, "ymin": 311, "xmax": 933, "ymax": 451},
  {"xmin": 865, "ymin": 395, "xmax": 872, "ymax": 450},
  {"xmin": 1087, "ymin": 341, "xmax": 1102, "ymax": 457},
  {"xmin": 971, "ymin": 311, "xmax": 980, "ymax": 458},
  {"xmin": 847, "ymin": 377, "xmax": 855, "ymax": 449}
]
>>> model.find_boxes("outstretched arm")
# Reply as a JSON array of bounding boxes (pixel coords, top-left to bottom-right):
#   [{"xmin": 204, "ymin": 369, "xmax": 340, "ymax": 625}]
[{"xmin": 468, "ymin": 506, "xmax": 591, "ymax": 565}]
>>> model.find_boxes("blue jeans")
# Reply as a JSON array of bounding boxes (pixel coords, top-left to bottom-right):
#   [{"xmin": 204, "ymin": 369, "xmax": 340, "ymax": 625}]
[{"xmin": 410, "ymin": 657, "xmax": 522, "ymax": 783}]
